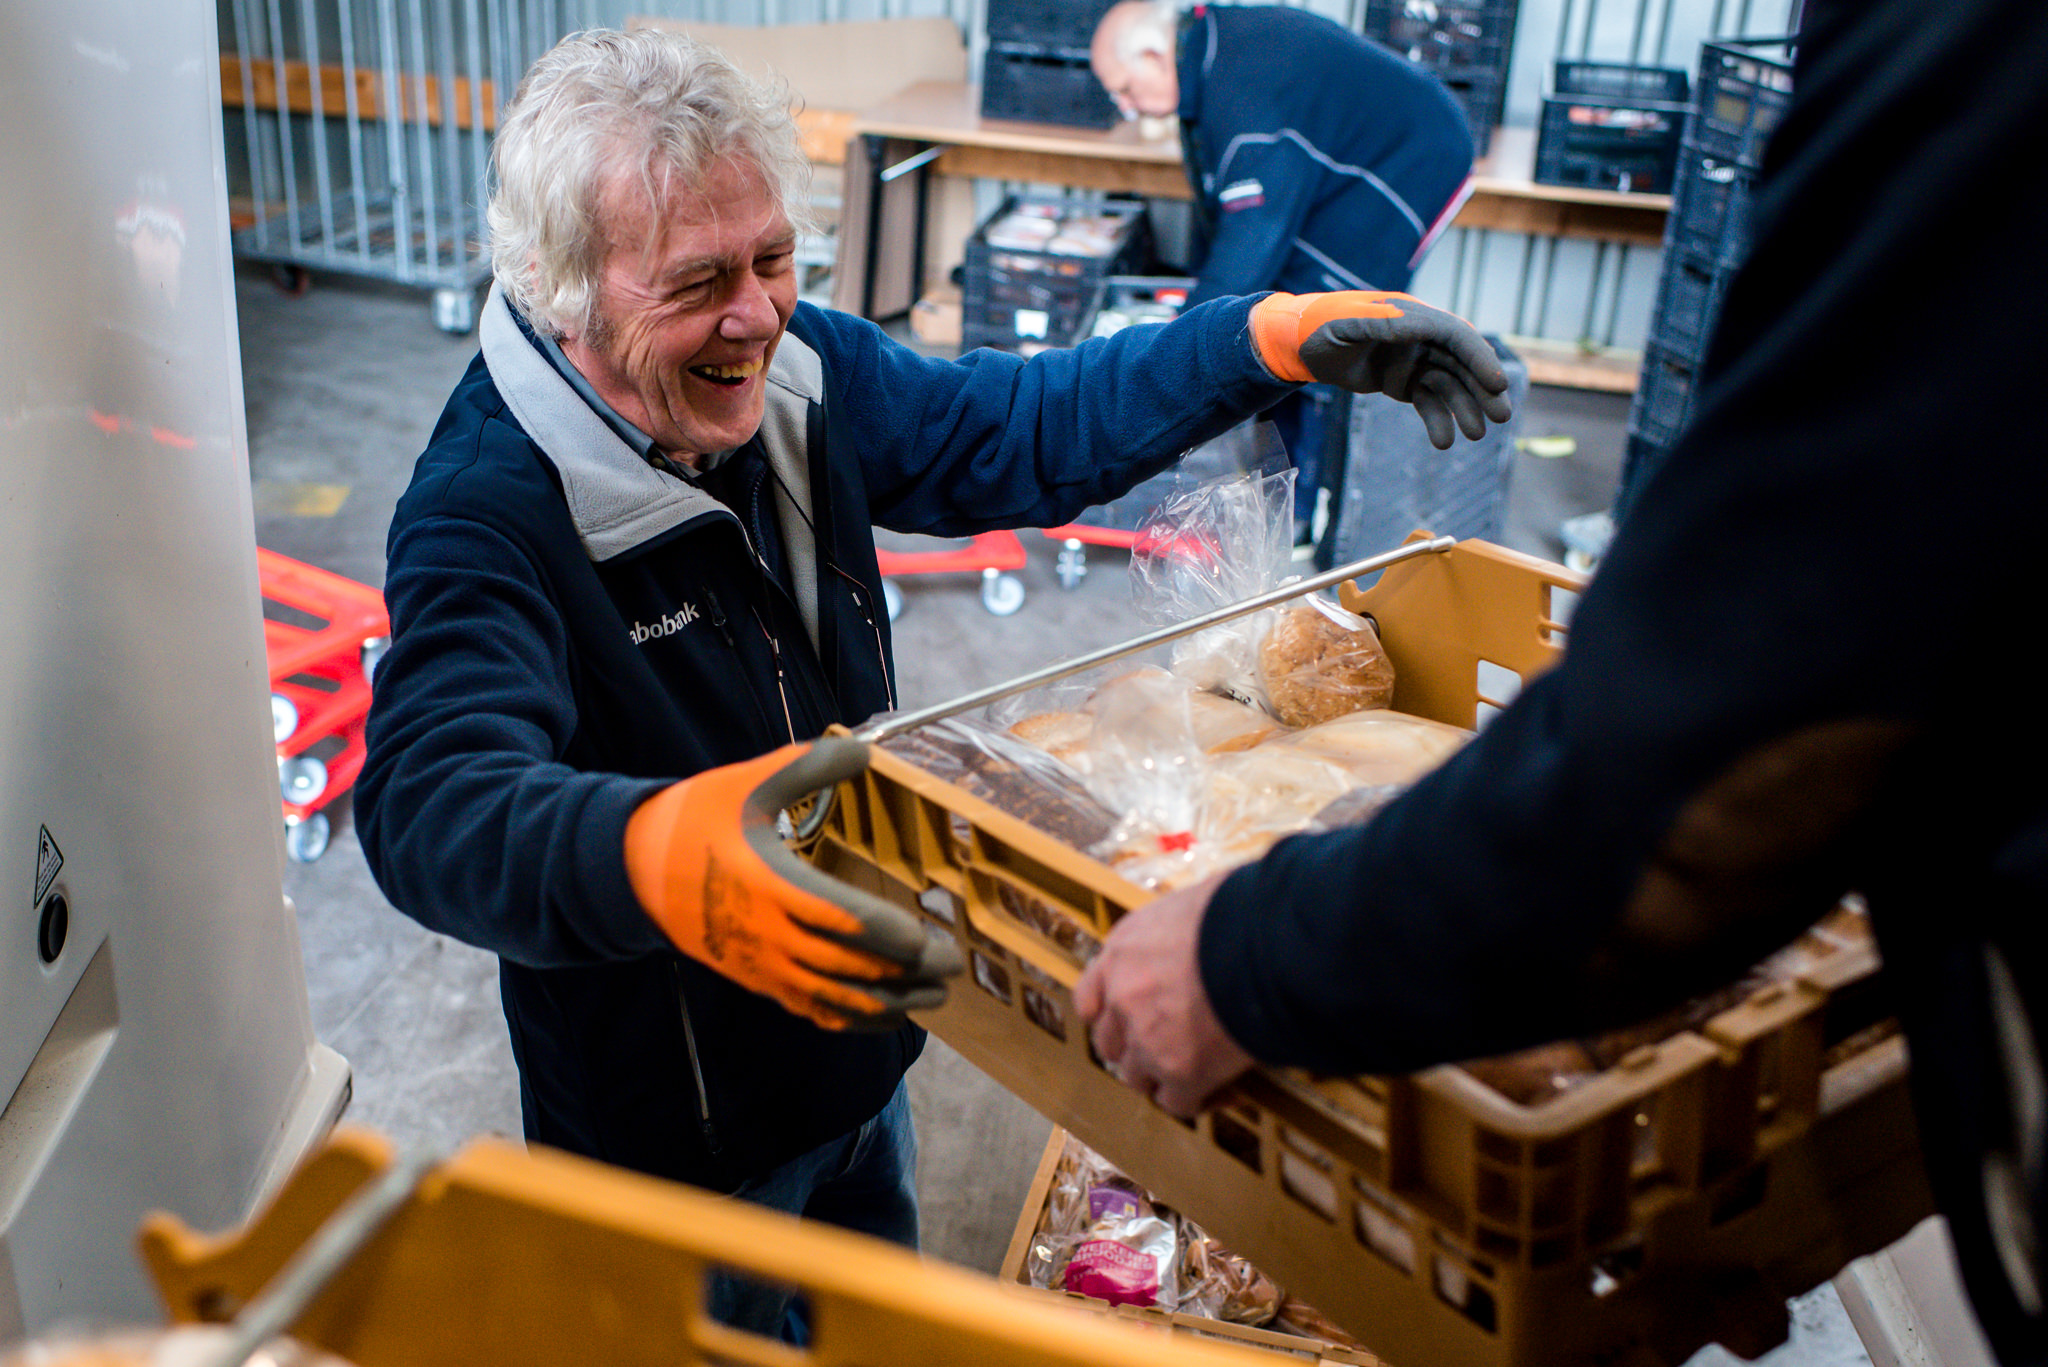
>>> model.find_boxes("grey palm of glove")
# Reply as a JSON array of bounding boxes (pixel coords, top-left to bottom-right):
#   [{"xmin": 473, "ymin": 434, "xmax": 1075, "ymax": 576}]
[
  {"xmin": 625, "ymin": 735, "xmax": 963, "ymax": 1033},
  {"xmin": 1250, "ymin": 290, "xmax": 1515, "ymax": 449}
]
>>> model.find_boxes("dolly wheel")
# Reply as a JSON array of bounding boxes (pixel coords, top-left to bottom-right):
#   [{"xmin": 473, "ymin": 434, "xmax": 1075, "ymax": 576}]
[
  {"xmin": 272, "ymin": 692, "xmax": 300, "ymax": 744},
  {"xmin": 279, "ymin": 753, "xmax": 329, "ymax": 806},
  {"xmin": 1055, "ymin": 539, "xmax": 1087, "ymax": 590},
  {"xmin": 285, "ymin": 812, "xmax": 331, "ymax": 864},
  {"xmin": 981, "ymin": 570, "xmax": 1025, "ymax": 617}
]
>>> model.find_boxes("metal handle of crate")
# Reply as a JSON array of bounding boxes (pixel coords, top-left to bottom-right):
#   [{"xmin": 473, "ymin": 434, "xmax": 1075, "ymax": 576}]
[{"xmin": 852, "ymin": 535, "xmax": 1457, "ymax": 744}]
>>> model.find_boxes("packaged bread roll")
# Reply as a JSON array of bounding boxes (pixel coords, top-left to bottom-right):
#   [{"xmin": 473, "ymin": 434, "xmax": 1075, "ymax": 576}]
[
  {"xmin": 1262, "ymin": 710, "xmax": 1472, "ymax": 788},
  {"xmin": 1256, "ymin": 598, "xmax": 1397, "ymax": 727},
  {"xmin": 1006, "ymin": 709, "xmax": 1095, "ymax": 766}
]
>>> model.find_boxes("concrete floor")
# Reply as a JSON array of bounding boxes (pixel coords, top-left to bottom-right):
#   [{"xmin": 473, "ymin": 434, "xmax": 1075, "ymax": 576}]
[{"xmin": 238, "ymin": 264, "xmax": 1866, "ymax": 1366}]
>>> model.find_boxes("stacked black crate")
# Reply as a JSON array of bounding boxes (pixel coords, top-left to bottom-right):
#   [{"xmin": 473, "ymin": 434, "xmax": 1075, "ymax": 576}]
[
  {"xmin": 1362, "ymin": 0, "xmax": 1520, "ymax": 156},
  {"xmin": 982, "ymin": 0, "xmax": 1121, "ymax": 128},
  {"xmin": 961, "ymin": 195, "xmax": 1150, "ymax": 354},
  {"xmin": 1532, "ymin": 60, "xmax": 1692, "ymax": 194},
  {"xmin": 1620, "ymin": 36, "xmax": 1795, "ymax": 519}
]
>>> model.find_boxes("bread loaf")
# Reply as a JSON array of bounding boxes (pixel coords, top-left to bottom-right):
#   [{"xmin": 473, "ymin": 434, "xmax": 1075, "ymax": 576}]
[
  {"xmin": 1262, "ymin": 710, "xmax": 1472, "ymax": 788},
  {"xmin": 1256, "ymin": 600, "xmax": 1396, "ymax": 727},
  {"xmin": 881, "ymin": 719, "xmax": 1118, "ymax": 851}
]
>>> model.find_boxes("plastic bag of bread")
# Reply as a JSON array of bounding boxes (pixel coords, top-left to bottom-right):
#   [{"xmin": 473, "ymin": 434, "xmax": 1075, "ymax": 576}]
[
  {"xmin": 998, "ymin": 667, "xmax": 1280, "ymax": 777},
  {"xmin": 1026, "ymin": 1135, "xmax": 1180, "ymax": 1310},
  {"xmin": 1130, "ymin": 468, "xmax": 1294, "ymax": 708},
  {"xmin": 1131, "ymin": 468, "xmax": 1395, "ymax": 725},
  {"xmin": 877, "ymin": 713, "xmax": 1120, "ymax": 852},
  {"xmin": 1100, "ymin": 743, "xmax": 1361, "ymax": 891},
  {"xmin": 1260, "ymin": 709, "xmax": 1473, "ymax": 788},
  {"xmin": 1177, "ymin": 1224, "xmax": 1283, "ymax": 1326},
  {"xmin": 1257, "ymin": 598, "xmax": 1395, "ymax": 726}
]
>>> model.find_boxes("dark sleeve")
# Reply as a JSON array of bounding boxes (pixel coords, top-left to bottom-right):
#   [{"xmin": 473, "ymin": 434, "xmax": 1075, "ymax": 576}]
[
  {"xmin": 353, "ymin": 512, "xmax": 671, "ymax": 968},
  {"xmin": 1183, "ymin": 138, "xmax": 1324, "ymax": 305},
  {"xmin": 1197, "ymin": 0, "xmax": 2048, "ymax": 1072},
  {"xmin": 795, "ymin": 296, "xmax": 1295, "ymax": 536}
]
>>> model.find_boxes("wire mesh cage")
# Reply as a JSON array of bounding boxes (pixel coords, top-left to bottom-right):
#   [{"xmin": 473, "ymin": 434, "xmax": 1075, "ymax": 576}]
[{"xmin": 222, "ymin": 0, "xmax": 592, "ymax": 332}]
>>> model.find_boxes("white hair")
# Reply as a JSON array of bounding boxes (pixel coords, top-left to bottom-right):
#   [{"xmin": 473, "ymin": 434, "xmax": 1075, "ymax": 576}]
[
  {"xmin": 486, "ymin": 27, "xmax": 816, "ymax": 339},
  {"xmin": 1110, "ymin": 0, "xmax": 1181, "ymax": 63}
]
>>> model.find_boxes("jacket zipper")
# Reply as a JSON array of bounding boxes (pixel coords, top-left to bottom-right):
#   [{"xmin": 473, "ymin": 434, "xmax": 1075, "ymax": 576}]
[
  {"xmin": 829, "ymin": 564, "xmax": 897, "ymax": 714},
  {"xmin": 753, "ymin": 604, "xmax": 798, "ymax": 742},
  {"xmin": 669, "ymin": 959, "xmax": 722, "ymax": 1158}
]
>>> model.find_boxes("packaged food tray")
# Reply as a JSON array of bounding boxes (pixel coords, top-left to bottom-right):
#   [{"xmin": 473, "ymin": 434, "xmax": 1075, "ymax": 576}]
[{"xmin": 1000, "ymin": 1126, "xmax": 1386, "ymax": 1366}]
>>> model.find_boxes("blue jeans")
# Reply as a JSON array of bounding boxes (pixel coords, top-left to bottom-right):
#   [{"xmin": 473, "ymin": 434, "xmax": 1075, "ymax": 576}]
[{"xmin": 706, "ymin": 1081, "xmax": 919, "ymax": 1343}]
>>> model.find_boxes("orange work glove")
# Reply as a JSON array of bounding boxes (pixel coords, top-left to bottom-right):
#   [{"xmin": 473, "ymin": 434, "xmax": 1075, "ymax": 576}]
[
  {"xmin": 1249, "ymin": 291, "xmax": 1514, "ymax": 449},
  {"xmin": 625, "ymin": 737, "xmax": 963, "ymax": 1031}
]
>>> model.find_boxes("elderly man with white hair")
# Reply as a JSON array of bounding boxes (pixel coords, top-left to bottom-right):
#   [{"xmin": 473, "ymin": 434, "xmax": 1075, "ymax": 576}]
[
  {"xmin": 354, "ymin": 24, "xmax": 1509, "ymax": 1342},
  {"xmin": 1091, "ymin": 0, "xmax": 1476, "ymax": 547}
]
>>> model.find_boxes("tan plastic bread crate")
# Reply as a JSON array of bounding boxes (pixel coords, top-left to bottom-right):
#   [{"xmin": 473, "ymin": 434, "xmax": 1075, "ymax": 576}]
[
  {"xmin": 134, "ymin": 1128, "xmax": 1287, "ymax": 1366},
  {"xmin": 807, "ymin": 536, "xmax": 1933, "ymax": 1367},
  {"xmin": 999, "ymin": 1126, "xmax": 1386, "ymax": 1366}
]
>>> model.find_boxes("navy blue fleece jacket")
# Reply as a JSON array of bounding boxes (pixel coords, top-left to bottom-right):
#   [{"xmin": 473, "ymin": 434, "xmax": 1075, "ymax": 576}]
[{"xmin": 356, "ymin": 291, "xmax": 1293, "ymax": 1191}]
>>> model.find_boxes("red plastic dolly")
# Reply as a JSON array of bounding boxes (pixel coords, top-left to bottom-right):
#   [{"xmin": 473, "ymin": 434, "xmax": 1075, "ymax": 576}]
[
  {"xmin": 1037, "ymin": 522, "xmax": 1138, "ymax": 590},
  {"xmin": 874, "ymin": 530, "xmax": 1029, "ymax": 620},
  {"xmin": 258, "ymin": 548, "xmax": 391, "ymax": 863}
]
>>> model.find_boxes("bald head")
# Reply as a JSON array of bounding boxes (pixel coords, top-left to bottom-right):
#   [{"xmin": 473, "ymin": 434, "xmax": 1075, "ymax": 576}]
[{"xmin": 1091, "ymin": 0, "xmax": 1180, "ymax": 120}]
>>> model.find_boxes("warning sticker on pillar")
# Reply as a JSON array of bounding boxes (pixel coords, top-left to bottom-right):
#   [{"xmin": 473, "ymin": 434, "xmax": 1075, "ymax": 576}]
[{"xmin": 34, "ymin": 824, "xmax": 63, "ymax": 908}]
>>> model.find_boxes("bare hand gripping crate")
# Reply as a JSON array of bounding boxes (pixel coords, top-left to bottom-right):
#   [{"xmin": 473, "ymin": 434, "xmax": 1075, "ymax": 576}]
[{"xmin": 807, "ymin": 537, "xmax": 1932, "ymax": 1367}]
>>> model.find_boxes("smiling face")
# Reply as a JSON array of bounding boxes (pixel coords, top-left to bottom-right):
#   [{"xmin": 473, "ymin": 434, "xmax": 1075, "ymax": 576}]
[{"xmin": 560, "ymin": 153, "xmax": 798, "ymax": 468}]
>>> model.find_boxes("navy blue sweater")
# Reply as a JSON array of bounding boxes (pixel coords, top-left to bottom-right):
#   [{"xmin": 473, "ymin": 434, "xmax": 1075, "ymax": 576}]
[
  {"xmin": 1198, "ymin": 0, "xmax": 2048, "ymax": 1355},
  {"xmin": 356, "ymin": 294, "xmax": 1293, "ymax": 1191},
  {"xmin": 1176, "ymin": 4, "xmax": 1473, "ymax": 303}
]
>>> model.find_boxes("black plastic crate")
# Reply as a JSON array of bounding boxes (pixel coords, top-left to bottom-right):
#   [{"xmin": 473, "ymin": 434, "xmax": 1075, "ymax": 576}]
[
  {"xmin": 1362, "ymin": 0, "xmax": 1520, "ymax": 79},
  {"xmin": 985, "ymin": 0, "xmax": 1117, "ymax": 46},
  {"xmin": 981, "ymin": 43, "xmax": 1119, "ymax": 128},
  {"xmin": 1692, "ymin": 36, "xmax": 1795, "ymax": 172},
  {"xmin": 1329, "ymin": 334, "xmax": 1528, "ymax": 570},
  {"xmin": 1441, "ymin": 72, "xmax": 1507, "ymax": 157},
  {"xmin": 1628, "ymin": 342, "xmax": 1701, "ymax": 448},
  {"xmin": 962, "ymin": 196, "xmax": 1149, "ymax": 353},
  {"xmin": 1554, "ymin": 59, "xmax": 1689, "ymax": 103},
  {"xmin": 1665, "ymin": 143, "xmax": 1761, "ymax": 267},
  {"xmin": 1613, "ymin": 430, "xmax": 1669, "ymax": 524},
  {"xmin": 1533, "ymin": 61, "xmax": 1691, "ymax": 194},
  {"xmin": 1647, "ymin": 249, "xmax": 1738, "ymax": 362}
]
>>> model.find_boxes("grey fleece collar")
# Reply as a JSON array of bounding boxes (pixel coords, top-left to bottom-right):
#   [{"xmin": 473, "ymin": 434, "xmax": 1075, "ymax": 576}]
[{"xmin": 478, "ymin": 284, "xmax": 828, "ymax": 650}]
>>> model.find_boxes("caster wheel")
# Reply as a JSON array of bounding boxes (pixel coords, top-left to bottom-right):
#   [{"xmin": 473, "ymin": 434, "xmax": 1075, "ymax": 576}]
[
  {"xmin": 882, "ymin": 580, "xmax": 903, "ymax": 622},
  {"xmin": 980, "ymin": 569, "xmax": 1025, "ymax": 617},
  {"xmin": 285, "ymin": 812, "xmax": 331, "ymax": 864},
  {"xmin": 272, "ymin": 264, "xmax": 311, "ymax": 297},
  {"xmin": 1564, "ymin": 549, "xmax": 1599, "ymax": 575},
  {"xmin": 361, "ymin": 633, "xmax": 391, "ymax": 680},
  {"xmin": 279, "ymin": 753, "xmax": 329, "ymax": 806},
  {"xmin": 432, "ymin": 286, "xmax": 478, "ymax": 334},
  {"xmin": 1055, "ymin": 539, "xmax": 1087, "ymax": 590},
  {"xmin": 271, "ymin": 692, "xmax": 299, "ymax": 744}
]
